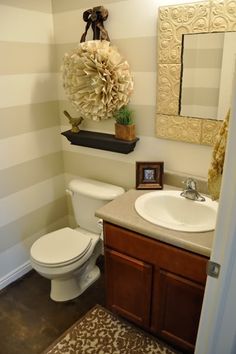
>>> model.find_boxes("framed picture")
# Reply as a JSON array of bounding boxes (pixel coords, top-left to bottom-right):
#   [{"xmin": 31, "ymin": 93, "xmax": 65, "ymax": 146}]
[{"xmin": 136, "ymin": 161, "xmax": 164, "ymax": 190}]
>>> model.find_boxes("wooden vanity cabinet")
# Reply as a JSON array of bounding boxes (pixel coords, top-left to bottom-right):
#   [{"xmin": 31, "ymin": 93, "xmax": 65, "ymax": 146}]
[{"xmin": 104, "ymin": 222, "xmax": 208, "ymax": 353}]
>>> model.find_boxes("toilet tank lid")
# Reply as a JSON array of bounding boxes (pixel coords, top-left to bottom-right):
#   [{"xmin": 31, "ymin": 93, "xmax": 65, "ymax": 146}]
[{"xmin": 68, "ymin": 177, "xmax": 125, "ymax": 200}]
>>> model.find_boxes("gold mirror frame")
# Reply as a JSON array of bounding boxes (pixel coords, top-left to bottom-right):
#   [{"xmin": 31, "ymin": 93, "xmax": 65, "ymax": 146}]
[{"xmin": 156, "ymin": 0, "xmax": 236, "ymax": 145}]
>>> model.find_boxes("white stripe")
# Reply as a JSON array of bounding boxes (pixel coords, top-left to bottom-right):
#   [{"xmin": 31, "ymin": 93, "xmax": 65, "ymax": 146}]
[
  {"xmin": 0, "ymin": 175, "xmax": 65, "ymax": 228},
  {"xmin": 0, "ymin": 5, "xmax": 53, "ymax": 43},
  {"xmin": 54, "ymin": 0, "xmax": 157, "ymax": 44},
  {"xmin": 0, "ymin": 126, "xmax": 61, "ymax": 170},
  {"xmin": 61, "ymin": 134, "xmax": 212, "ymax": 178},
  {"xmin": 180, "ymin": 105, "xmax": 219, "ymax": 120},
  {"xmin": 53, "ymin": 0, "xmax": 205, "ymax": 44},
  {"xmin": 57, "ymin": 72, "xmax": 156, "ymax": 106},
  {"xmin": 0, "ymin": 73, "xmax": 59, "ymax": 108},
  {"xmin": 183, "ymin": 32, "xmax": 224, "ymax": 49}
]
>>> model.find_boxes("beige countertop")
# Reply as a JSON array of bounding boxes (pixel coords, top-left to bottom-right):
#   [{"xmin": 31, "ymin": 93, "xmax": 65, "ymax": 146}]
[{"xmin": 95, "ymin": 188, "xmax": 214, "ymax": 257}]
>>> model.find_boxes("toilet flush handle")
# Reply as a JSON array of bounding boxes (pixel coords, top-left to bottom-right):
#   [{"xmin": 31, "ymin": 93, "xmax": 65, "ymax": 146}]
[{"xmin": 66, "ymin": 189, "xmax": 73, "ymax": 196}]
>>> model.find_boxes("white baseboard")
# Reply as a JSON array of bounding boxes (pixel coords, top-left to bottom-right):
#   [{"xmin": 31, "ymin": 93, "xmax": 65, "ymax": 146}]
[
  {"xmin": 0, "ymin": 260, "xmax": 32, "ymax": 291},
  {"xmin": 0, "ymin": 216, "xmax": 69, "ymax": 291}
]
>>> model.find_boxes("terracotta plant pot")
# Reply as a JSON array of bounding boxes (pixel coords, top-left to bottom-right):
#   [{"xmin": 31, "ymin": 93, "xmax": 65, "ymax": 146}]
[{"xmin": 115, "ymin": 123, "xmax": 136, "ymax": 141}]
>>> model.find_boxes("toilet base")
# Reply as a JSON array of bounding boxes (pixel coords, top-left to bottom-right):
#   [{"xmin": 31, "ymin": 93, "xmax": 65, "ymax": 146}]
[{"xmin": 50, "ymin": 265, "xmax": 101, "ymax": 302}]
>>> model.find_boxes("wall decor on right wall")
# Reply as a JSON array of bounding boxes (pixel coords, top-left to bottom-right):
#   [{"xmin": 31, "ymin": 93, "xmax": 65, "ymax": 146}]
[{"xmin": 156, "ymin": 0, "xmax": 236, "ymax": 146}]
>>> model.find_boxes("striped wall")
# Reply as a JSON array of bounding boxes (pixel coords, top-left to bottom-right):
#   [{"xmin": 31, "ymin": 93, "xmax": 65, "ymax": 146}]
[
  {"xmin": 0, "ymin": 0, "xmax": 214, "ymax": 286},
  {"xmin": 0, "ymin": 1, "xmax": 67, "ymax": 286},
  {"xmin": 52, "ymin": 0, "xmax": 212, "ymax": 213}
]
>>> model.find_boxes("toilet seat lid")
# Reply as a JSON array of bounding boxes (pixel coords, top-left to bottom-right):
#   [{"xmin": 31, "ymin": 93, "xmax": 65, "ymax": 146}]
[{"xmin": 31, "ymin": 227, "xmax": 92, "ymax": 266}]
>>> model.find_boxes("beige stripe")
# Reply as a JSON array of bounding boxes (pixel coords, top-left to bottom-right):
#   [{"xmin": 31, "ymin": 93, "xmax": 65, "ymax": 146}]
[
  {"xmin": 0, "ymin": 0, "xmax": 52, "ymax": 13},
  {"xmin": 181, "ymin": 88, "xmax": 219, "ymax": 106},
  {"xmin": 52, "ymin": 0, "xmax": 126, "ymax": 13},
  {"xmin": 59, "ymin": 100, "xmax": 155, "ymax": 137},
  {"xmin": 0, "ymin": 152, "xmax": 63, "ymax": 198},
  {"xmin": 183, "ymin": 48, "xmax": 222, "ymax": 69},
  {"xmin": 0, "ymin": 101, "xmax": 59, "ymax": 139},
  {"xmin": 63, "ymin": 151, "xmax": 134, "ymax": 190},
  {"xmin": 182, "ymin": 68, "xmax": 221, "ymax": 88},
  {"xmin": 55, "ymin": 43, "xmax": 74, "ymax": 71},
  {"xmin": 0, "ymin": 197, "xmax": 68, "ymax": 252},
  {"xmin": 0, "ymin": 42, "xmax": 57, "ymax": 74},
  {"xmin": 129, "ymin": 104, "xmax": 155, "ymax": 137},
  {"xmin": 66, "ymin": 195, "xmax": 77, "ymax": 229},
  {"xmin": 56, "ymin": 37, "xmax": 156, "ymax": 72},
  {"xmin": 112, "ymin": 37, "xmax": 156, "ymax": 72}
]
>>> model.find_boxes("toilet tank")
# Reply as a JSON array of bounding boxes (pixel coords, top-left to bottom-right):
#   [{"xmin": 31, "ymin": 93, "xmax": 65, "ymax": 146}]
[{"xmin": 67, "ymin": 177, "xmax": 125, "ymax": 234}]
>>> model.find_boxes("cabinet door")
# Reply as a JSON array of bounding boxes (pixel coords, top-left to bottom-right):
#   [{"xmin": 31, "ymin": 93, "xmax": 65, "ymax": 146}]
[
  {"xmin": 154, "ymin": 270, "xmax": 205, "ymax": 353},
  {"xmin": 105, "ymin": 248, "xmax": 152, "ymax": 328}
]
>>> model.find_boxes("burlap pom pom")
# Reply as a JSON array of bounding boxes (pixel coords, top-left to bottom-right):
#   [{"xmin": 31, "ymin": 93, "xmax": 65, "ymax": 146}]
[{"xmin": 61, "ymin": 40, "xmax": 134, "ymax": 121}]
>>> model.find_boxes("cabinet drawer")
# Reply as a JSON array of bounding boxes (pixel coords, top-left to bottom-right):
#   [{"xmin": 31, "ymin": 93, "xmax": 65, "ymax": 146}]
[{"xmin": 104, "ymin": 222, "xmax": 208, "ymax": 284}]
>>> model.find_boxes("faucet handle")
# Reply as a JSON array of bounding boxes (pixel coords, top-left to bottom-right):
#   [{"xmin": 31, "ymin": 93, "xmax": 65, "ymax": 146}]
[
  {"xmin": 181, "ymin": 178, "xmax": 206, "ymax": 201},
  {"xmin": 183, "ymin": 178, "xmax": 197, "ymax": 190}
]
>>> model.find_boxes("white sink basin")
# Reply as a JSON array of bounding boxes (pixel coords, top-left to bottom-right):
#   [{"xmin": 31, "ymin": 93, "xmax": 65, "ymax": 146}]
[{"xmin": 135, "ymin": 190, "xmax": 218, "ymax": 232}]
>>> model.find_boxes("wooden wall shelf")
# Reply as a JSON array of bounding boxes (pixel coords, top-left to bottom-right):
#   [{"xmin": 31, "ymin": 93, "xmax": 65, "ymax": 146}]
[{"xmin": 62, "ymin": 130, "xmax": 139, "ymax": 154}]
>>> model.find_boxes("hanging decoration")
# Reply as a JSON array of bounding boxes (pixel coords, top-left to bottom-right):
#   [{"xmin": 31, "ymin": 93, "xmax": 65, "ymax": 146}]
[{"xmin": 61, "ymin": 6, "xmax": 134, "ymax": 121}]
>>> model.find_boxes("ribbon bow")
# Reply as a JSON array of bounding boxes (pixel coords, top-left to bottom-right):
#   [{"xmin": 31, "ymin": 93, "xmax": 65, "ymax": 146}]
[{"xmin": 80, "ymin": 6, "xmax": 110, "ymax": 43}]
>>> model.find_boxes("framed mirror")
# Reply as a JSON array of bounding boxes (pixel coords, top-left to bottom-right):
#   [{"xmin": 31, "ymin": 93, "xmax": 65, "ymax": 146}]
[
  {"xmin": 156, "ymin": 1, "xmax": 236, "ymax": 145},
  {"xmin": 180, "ymin": 31, "xmax": 236, "ymax": 120}
]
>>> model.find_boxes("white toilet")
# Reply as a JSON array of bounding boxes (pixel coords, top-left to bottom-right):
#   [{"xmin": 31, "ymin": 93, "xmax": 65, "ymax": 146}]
[{"xmin": 30, "ymin": 177, "xmax": 124, "ymax": 302}]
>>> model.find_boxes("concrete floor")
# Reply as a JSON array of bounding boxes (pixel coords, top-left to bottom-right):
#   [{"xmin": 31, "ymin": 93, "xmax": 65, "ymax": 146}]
[{"xmin": 0, "ymin": 259, "xmax": 105, "ymax": 354}]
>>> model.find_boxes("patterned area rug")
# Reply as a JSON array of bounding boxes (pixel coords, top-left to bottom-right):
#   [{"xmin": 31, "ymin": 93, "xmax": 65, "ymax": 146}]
[{"xmin": 43, "ymin": 305, "xmax": 179, "ymax": 354}]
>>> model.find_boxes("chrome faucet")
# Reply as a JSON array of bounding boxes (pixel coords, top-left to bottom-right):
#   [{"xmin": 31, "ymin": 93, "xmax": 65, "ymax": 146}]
[{"xmin": 180, "ymin": 178, "xmax": 205, "ymax": 202}]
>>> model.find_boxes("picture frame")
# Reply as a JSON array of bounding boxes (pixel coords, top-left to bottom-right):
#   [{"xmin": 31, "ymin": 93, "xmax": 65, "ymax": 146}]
[{"xmin": 136, "ymin": 161, "xmax": 164, "ymax": 190}]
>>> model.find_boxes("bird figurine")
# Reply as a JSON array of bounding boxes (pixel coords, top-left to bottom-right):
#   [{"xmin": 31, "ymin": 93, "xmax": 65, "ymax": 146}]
[{"xmin": 63, "ymin": 110, "xmax": 84, "ymax": 133}]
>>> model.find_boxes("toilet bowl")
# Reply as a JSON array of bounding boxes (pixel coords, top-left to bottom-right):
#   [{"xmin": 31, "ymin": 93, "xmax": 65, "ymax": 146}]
[
  {"xmin": 31, "ymin": 227, "xmax": 101, "ymax": 301},
  {"xmin": 30, "ymin": 177, "xmax": 124, "ymax": 302}
]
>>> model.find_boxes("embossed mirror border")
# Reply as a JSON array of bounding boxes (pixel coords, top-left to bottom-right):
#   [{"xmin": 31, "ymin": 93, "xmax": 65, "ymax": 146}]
[{"xmin": 156, "ymin": 0, "xmax": 236, "ymax": 145}]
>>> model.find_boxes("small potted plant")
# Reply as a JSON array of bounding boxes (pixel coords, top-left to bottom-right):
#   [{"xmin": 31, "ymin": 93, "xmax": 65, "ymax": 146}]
[{"xmin": 114, "ymin": 106, "xmax": 136, "ymax": 141}]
